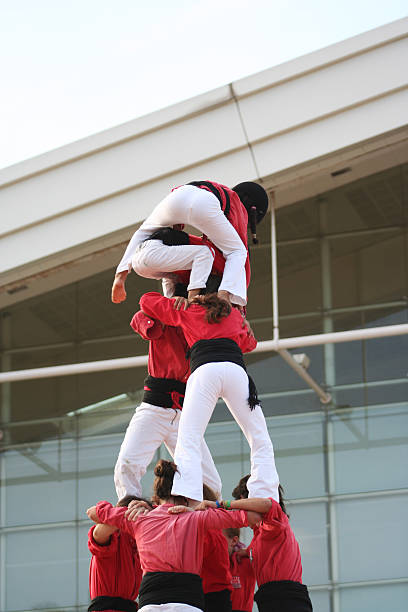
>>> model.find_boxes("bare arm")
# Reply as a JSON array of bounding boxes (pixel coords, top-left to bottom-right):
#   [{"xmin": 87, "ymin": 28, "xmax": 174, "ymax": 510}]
[
  {"xmin": 229, "ymin": 498, "xmax": 272, "ymax": 514},
  {"xmin": 92, "ymin": 523, "xmax": 118, "ymax": 545}
]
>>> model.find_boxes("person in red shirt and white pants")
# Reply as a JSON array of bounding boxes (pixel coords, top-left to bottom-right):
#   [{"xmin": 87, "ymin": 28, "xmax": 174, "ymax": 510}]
[
  {"xmin": 139, "ymin": 291, "xmax": 280, "ymax": 504},
  {"xmin": 114, "ymin": 306, "xmax": 221, "ymax": 500},
  {"xmin": 112, "ymin": 181, "xmax": 268, "ymax": 307}
]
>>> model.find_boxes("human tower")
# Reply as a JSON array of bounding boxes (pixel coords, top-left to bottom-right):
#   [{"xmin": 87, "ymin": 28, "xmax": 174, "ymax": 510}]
[{"xmin": 86, "ymin": 180, "xmax": 313, "ymax": 612}]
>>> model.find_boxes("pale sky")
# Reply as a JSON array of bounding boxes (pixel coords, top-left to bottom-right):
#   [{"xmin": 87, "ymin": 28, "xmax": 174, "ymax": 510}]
[{"xmin": 1, "ymin": 0, "xmax": 407, "ymax": 170}]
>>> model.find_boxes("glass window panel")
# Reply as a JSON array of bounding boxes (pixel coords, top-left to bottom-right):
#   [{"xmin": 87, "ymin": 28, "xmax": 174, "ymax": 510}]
[
  {"xmin": 279, "ymin": 315, "xmax": 324, "ymax": 339},
  {"xmin": 289, "ymin": 502, "xmax": 330, "ymax": 585},
  {"xmin": 206, "ymin": 421, "xmax": 250, "ymax": 499},
  {"xmin": 5, "ymin": 527, "xmax": 76, "ymax": 611},
  {"xmin": 78, "ymin": 435, "xmax": 122, "ymax": 511},
  {"xmin": 261, "ymin": 391, "xmax": 323, "ymax": 419},
  {"xmin": 364, "ymin": 309, "xmax": 408, "ymax": 382},
  {"xmin": 340, "ymin": 583, "xmax": 408, "ymax": 612},
  {"xmin": 277, "ymin": 196, "xmax": 320, "ymax": 241},
  {"xmin": 332, "ymin": 404, "xmax": 408, "ymax": 494},
  {"xmin": 278, "ymin": 241, "xmax": 322, "ymax": 316},
  {"xmin": 309, "ymin": 590, "xmax": 331, "ymax": 612},
  {"xmin": 78, "ymin": 523, "xmax": 92, "ymax": 607},
  {"xmin": 269, "ymin": 413, "xmax": 326, "ymax": 499},
  {"xmin": 246, "ymin": 347, "xmax": 324, "ymax": 395},
  {"xmin": 4, "ymin": 440, "xmax": 76, "ymax": 526},
  {"xmin": 337, "ymin": 494, "xmax": 408, "ymax": 582}
]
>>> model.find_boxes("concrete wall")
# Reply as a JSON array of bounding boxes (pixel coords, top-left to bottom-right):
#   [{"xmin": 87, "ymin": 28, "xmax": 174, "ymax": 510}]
[{"xmin": 1, "ymin": 18, "xmax": 407, "ymax": 299}]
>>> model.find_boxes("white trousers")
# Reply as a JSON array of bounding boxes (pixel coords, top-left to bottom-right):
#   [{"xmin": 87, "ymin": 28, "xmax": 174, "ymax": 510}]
[
  {"xmin": 118, "ymin": 185, "xmax": 248, "ymax": 305},
  {"xmin": 171, "ymin": 363, "xmax": 280, "ymax": 503},
  {"xmin": 132, "ymin": 240, "xmax": 214, "ymax": 291},
  {"xmin": 114, "ymin": 402, "xmax": 222, "ymax": 499},
  {"xmin": 139, "ymin": 604, "xmax": 202, "ymax": 612}
]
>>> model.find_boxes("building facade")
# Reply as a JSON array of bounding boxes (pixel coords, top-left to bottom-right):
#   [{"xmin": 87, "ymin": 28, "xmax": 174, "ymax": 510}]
[{"xmin": 1, "ymin": 18, "xmax": 408, "ymax": 612}]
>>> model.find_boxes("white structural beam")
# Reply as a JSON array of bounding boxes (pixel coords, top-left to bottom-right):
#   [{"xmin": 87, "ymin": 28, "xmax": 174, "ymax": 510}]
[{"xmin": 0, "ymin": 323, "xmax": 407, "ymax": 384}]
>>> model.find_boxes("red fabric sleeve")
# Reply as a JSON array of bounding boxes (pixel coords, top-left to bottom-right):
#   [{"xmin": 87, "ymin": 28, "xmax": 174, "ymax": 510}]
[
  {"xmin": 139, "ymin": 292, "xmax": 185, "ymax": 327},
  {"xmin": 88, "ymin": 525, "xmax": 119, "ymax": 558},
  {"xmin": 261, "ymin": 498, "xmax": 287, "ymax": 531},
  {"xmin": 239, "ymin": 329, "xmax": 257, "ymax": 354},
  {"xmin": 95, "ymin": 501, "xmax": 136, "ymax": 538},
  {"xmin": 199, "ymin": 508, "xmax": 248, "ymax": 530},
  {"xmin": 130, "ymin": 310, "xmax": 163, "ymax": 340}
]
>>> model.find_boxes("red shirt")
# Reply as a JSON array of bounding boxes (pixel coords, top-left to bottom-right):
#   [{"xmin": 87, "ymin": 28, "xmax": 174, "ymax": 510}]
[
  {"xmin": 130, "ymin": 310, "xmax": 189, "ymax": 383},
  {"xmin": 88, "ymin": 526, "xmax": 142, "ymax": 603},
  {"xmin": 229, "ymin": 551, "xmax": 255, "ymax": 612},
  {"xmin": 96, "ymin": 502, "xmax": 248, "ymax": 576},
  {"xmin": 139, "ymin": 293, "xmax": 257, "ymax": 353},
  {"xmin": 249, "ymin": 498, "xmax": 303, "ymax": 586},
  {"xmin": 201, "ymin": 530, "xmax": 232, "ymax": 594}
]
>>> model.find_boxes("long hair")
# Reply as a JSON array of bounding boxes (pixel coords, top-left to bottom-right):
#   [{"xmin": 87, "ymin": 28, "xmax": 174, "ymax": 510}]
[
  {"xmin": 191, "ymin": 293, "xmax": 231, "ymax": 323},
  {"xmin": 152, "ymin": 459, "xmax": 188, "ymax": 506}
]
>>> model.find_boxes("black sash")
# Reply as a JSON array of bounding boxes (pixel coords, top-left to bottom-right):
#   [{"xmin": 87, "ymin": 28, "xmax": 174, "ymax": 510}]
[
  {"xmin": 204, "ymin": 588, "xmax": 232, "ymax": 611},
  {"xmin": 146, "ymin": 227, "xmax": 190, "ymax": 245},
  {"xmin": 138, "ymin": 571, "xmax": 204, "ymax": 610},
  {"xmin": 254, "ymin": 581, "xmax": 313, "ymax": 612},
  {"xmin": 88, "ymin": 596, "xmax": 137, "ymax": 612},
  {"xmin": 188, "ymin": 338, "xmax": 260, "ymax": 410},
  {"xmin": 143, "ymin": 375, "xmax": 186, "ymax": 409}
]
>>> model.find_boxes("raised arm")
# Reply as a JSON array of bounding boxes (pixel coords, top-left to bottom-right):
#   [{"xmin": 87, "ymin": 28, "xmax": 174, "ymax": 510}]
[
  {"xmin": 87, "ymin": 501, "xmax": 136, "ymax": 537},
  {"xmin": 227, "ymin": 498, "xmax": 272, "ymax": 514},
  {"xmin": 198, "ymin": 507, "xmax": 249, "ymax": 531},
  {"xmin": 139, "ymin": 292, "xmax": 185, "ymax": 327}
]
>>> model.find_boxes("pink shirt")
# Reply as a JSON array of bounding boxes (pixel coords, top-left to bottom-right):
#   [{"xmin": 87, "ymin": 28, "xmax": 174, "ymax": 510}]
[
  {"xmin": 249, "ymin": 498, "xmax": 303, "ymax": 585},
  {"xmin": 96, "ymin": 501, "xmax": 248, "ymax": 576},
  {"xmin": 139, "ymin": 293, "xmax": 257, "ymax": 353}
]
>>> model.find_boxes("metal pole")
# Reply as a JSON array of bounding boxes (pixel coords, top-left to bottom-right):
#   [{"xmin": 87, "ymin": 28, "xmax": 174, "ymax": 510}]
[
  {"xmin": 278, "ymin": 349, "xmax": 331, "ymax": 403},
  {"xmin": 0, "ymin": 323, "xmax": 407, "ymax": 383},
  {"xmin": 319, "ymin": 198, "xmax": 339, "ymax": 612},
  {"xmin": 270, "ymin": 191, "xmax": 280, "ymax": 343}
]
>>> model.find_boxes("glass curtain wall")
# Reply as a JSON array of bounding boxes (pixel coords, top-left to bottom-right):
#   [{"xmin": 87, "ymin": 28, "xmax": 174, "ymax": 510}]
[{"xmin": 1, "ymin": 164, "xmax": 407, "ymax": 612}]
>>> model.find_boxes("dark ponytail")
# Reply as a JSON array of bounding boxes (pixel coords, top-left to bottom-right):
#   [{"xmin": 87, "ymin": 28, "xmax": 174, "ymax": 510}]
[{"xmin": 152, "ymin": 459, "xmax": 188, "ymax": 506}]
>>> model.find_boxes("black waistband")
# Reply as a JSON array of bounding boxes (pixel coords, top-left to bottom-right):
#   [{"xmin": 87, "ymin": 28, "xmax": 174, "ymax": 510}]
[
  {"xmin": 188, "ymin": 339, "xmax": 260, "ymax": 410},
  {"xmin": 144, "ymin": 376, "xmax": 186, "ymax": 394},
  {"xmin": 146, "ymin": 227, "xmax": 190, "ymax": 246},
  {"xmin": 88, "ymin": 596, "xmax": 137, "ymax": 612},
  {"xmin": 143, "ymin": 376, "xmax": 186, "ymax": 409},
  {"xmin": 204, "ymin": 588, "xmax": 232, "ymax": 611},
  {"xmin": 139, "ymin": 572, "xmax": 204, "ymax": 610},
  {"xmin": 189, "ymin": 339, "xmax": 245, "ymax": 373},
  {"xmin": 254, "ymin": 581, "xmax": 312, "ymax": 612}
]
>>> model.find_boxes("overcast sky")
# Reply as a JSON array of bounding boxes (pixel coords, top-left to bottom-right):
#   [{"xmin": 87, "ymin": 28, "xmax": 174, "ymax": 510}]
[{"xmin": 1, "ymin": 0, "xmax": 407, "ymax": 170}]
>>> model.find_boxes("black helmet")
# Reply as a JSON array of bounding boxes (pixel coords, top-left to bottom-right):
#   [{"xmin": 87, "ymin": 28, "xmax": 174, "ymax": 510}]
[{"xmin": 232, "ymin": 181, "xmax": 269, "ymax": 244}]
